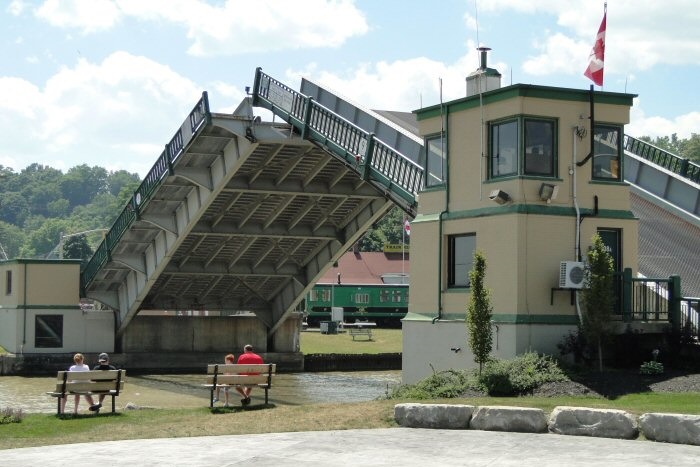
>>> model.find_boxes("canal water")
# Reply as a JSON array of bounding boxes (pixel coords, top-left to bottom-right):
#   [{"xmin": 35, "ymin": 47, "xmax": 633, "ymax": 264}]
[{"xmin": 0, "ymin": 371, "xmax": 401, "ymax": 414}]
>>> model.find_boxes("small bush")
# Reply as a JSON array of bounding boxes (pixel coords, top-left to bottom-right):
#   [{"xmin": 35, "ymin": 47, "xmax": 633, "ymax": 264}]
[
  {"xmin": 479, "ymin": 352, "xmax": 567, "ymax": 396},
  {"xmin": 0, "ymin": 407, "xmax": 24, "ymax": 424},
  {"xmin": 640, "ymin": 361, "xmax": 664, "ymax": 376},
  {"xmin": 386, "ymin": 353, "xmax": 568, "ymax": 399},
  {"xmin": 386, "ymin": 369, "xmax": 481, "ymax": 400}
]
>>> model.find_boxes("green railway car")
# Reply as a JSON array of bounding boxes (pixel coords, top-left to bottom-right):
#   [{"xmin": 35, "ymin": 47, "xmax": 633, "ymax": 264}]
[{"xmin": 305, "ymin": 283, "xmax": 408, "ymax": 328}]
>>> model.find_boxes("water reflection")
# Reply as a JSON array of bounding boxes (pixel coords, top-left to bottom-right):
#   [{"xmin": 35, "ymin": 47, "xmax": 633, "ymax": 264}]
[{"xmin": 0, "ymin": 371, "xmax": 401, "ymax": 414}]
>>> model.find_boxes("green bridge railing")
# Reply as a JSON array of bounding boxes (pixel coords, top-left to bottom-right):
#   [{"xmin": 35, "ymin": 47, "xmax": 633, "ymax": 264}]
[
  {"xmin": 624, "ymin": 135, "xmax": 700, "ymax": 184},
  {"xmin": 619, "ymin": 268, "xmax": 699, "ymax": 340},
  {"xmin": 80, "ymin": 92, "xmax": 211, "ymax": 292},
  {"xmin": 252, "ymin": 68, "xmax": 423, "ymax": 213}
]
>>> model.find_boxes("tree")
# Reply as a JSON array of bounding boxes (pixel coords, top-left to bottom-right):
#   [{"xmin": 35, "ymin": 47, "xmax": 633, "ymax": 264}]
[
  {"xmin": 62, "ymin": 234, "xmax": 94, "ymax": 261},
  {"xmin": 358, "ymin": 207, "xmax": 411, "ymax": 252},
  {"xmin": 581, "ymin": 234, "xmax": 615, "ymax": 371},
  {"xmin": 466, "ymin": 250, "xmax": 493, "ymax": 374}
]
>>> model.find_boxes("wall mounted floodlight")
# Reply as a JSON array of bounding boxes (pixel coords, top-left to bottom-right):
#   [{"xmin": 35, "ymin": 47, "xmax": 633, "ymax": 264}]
[
  {"xmin": 539, "ymin": 183, "xmax": 559, "ymax": 203},
  {"xmin": 489, "ymin": 189, "xmax": 511, "ymax": 205}
]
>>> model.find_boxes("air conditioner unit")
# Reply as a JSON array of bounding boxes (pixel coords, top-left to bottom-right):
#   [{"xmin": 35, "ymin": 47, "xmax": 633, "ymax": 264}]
[{"xmin": 559, "ymin": 261, "xmax": 586, "ymax": 289}]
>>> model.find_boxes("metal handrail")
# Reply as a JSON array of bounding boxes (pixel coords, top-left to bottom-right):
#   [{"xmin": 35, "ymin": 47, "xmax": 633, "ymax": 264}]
[
  {"xmin": 253, "ymin": 68, "xmax": 423, "ymax": 209},
  {"xmin": 81, "ymin": 92, "xmax": 211, "ymax": 291},
  {"xmin": 624, "ymin": 135, "xmax": 700, "ymax": 184}
]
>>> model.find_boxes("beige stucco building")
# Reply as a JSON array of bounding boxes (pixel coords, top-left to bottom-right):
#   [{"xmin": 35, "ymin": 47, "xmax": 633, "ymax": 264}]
[
  {"xmin": 402, "ymin": 61, "xmax": 638, "ymax": 383},
  {"xmin": 0, "ymin": 259, "xmax": 114, "ymax": 354}
]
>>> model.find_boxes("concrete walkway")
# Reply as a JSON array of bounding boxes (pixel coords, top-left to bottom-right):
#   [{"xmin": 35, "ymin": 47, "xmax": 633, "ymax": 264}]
[{"xmin": 1, "ymin": 428, "xmax": 699, "ymax": 466}]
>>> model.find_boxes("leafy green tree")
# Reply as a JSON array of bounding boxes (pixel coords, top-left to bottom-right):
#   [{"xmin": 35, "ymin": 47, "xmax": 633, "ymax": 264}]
[
  {"xmin": 358, "ymin": 207, "xmax": 411, "ymax": 252},
  {"xmin": 0, "ymin": 221, "xmax": 24, "ymax": 258},
  {"xmin": 61, "ymin": 164, "xmax": 109, "ymax": 208},
  {"xmin": 107, "ymin": 170, "xmax": 140, "ymax": 197},
  {"xmin": 20, "ymin": 218, "xmax": 69, "ymax": 258},
  {"xmin": 466, "ymin": 250, "xmax": 493, "ymax": 374},
  {"xmin": 582, "ymin": 234, "xmax": 615, "ymax": 371},
  {"xmin": 0, "ymin": 192, "xmax": 30, "ymax": 225},
  {"xmin": 62, "ymin": 234, "xmax": 94, "ymax": 260}
]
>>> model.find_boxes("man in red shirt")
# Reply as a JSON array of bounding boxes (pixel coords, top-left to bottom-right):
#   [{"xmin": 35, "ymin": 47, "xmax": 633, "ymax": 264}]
[{"xmin": 236, "ymin": 344, "xmax": 264, "ymax": 406}]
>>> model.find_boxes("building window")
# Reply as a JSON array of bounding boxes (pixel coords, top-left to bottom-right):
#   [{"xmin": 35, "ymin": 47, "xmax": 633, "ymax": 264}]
[
  {"xmin": 35, "ymin": 314, "xmax": 63, "ymax": 348},
  {"xmin": 310, "ymin": 289, "xmax": 331, "ymax": 302},
  {"xmin": 380, "ymin": 290, "xmax": 389, "ymax": 302},
  {"xmin": 355, "ymin": 293, "xmax": 370, "ymax": 304},
  {"xmin": 425, "ymin": 133, "xmax": 446, "ymax": 187},
  {"xmin": 448, "ymin": 234, "xmax": 476, "ymax": 288},
  {"xmin": 593, "ymin": 124, "xmax": 621, "ymax": 180},
  {"xmin": 5, "ymin": 271, "xmax": 11, "ymax": 295},
  {"xmin": 524, "ymin": 119, "xmax": 555, "ymax": 176},
  {"xmin": 489, "ymin": 117, "xmax": 558, "ymax": 178},
  {"xmin": 490, "ymin": 120, "xmax": 518, "ymax": 177}
]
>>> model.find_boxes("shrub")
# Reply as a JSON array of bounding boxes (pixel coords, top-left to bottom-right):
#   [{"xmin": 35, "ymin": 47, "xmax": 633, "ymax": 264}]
[
  {"xmin": 0, "ymin": 407, "xmax": 24, "ymax": 424},
  {"xmin": 386, "ymin": 353, "xmax": 568, "ymax": 399},
  {"xmin": 479, "ymin": 352, "xmax": 567, "ymax": 396},
  {"xmin": 640, "ymin": 361, "xmax": 664, "ymax": 376},
  {"xmin": 386, "ymin": 369, "xmax": 481, "ymax": 400}
]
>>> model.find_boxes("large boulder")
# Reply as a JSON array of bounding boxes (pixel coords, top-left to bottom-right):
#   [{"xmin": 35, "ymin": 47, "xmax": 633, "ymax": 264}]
[
  {"xmin": 548, "ymin": 406, "xmax": 638, "ymax": 439},
  {"xmin": 639, "ymin": 413, "xmax": 700, "ymax": 446},
  {"xmin": 470, "ymin": 406, "xmax": 547, "ymax": 433},
  {"xmin": 394, "ymin": 403, "xmax": 474, "ymax": 429}
]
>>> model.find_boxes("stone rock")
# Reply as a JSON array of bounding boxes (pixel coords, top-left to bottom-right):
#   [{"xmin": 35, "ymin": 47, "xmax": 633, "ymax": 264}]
[
  {"xmin": 394, "ymin": 403, "xmax": 473, "ymax": 429},
  {"xmin": 639, "ymin": 413, "xmax": 700, "ymax": 446},
  {"xmin": 470, "ymin": 406, "xmax": 547, "ymax": 433},
  {"xmin": 548, "ymin": 406, "xmax": 638, "ymax": 439}
]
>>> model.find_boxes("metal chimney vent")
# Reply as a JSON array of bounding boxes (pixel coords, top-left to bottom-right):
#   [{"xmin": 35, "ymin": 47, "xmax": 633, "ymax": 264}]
[{"xmin": 466, "ymin": 46, "xmax": 502, "ymax": 97}]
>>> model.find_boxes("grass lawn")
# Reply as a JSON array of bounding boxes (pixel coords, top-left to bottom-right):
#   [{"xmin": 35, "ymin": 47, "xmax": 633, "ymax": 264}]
[
  {"xmin": 300, "ymin": 328, "xmax": 402, "ymax": 354},
  {"xmin": 3, "ymin": 392, "xmax": 700, "ymax": 450}
]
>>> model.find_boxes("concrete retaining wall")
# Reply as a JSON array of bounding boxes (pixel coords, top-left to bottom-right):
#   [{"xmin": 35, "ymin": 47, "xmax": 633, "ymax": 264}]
[
  {"xmin": 394, "ymin": 403, "xmax": 700, "ymax": 446},
  {"xmin": 122, "ymin": 315, "xmax": 301, "ymax": 353}
]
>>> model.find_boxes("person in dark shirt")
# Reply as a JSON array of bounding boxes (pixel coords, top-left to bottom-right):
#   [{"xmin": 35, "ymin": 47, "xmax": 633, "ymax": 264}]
[{"xmin": 90, "ymin": 352, "xmax": 117, "ymax": 412}]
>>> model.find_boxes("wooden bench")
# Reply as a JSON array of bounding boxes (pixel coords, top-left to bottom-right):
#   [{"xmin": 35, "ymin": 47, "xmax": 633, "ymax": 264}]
[
  {"xmin": 47, "ymin": 369, "xmax": 126, "ymax": 415},
  {"xmin": 204, "ymin": 363, "xmax": 276, "ymax": 408},
  {"xmin": 349, "ymin": 327, "xmax": 373, "ymax": 341}
]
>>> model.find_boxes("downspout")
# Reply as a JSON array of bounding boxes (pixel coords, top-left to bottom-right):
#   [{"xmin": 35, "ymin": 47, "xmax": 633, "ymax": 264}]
[
  {"xmin": 573, "ymin": 86, "xmax": 596, "ymax": 324},
  {"xmin": 21, "ymin": 262, "xmax": 28, "ymax": 354},
  {"xmin": 434, "ymin": 84, "xmax": 448, "ymax": 323},
  {"xmin": 572, "ymin": 128, "xmax": 583, "ymax": 324}
]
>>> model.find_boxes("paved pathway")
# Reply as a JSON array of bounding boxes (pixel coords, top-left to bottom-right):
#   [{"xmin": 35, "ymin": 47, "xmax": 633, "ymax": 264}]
[{"xmin": 1, "ymin": 428, "xmax": 699, "ymax": 466}]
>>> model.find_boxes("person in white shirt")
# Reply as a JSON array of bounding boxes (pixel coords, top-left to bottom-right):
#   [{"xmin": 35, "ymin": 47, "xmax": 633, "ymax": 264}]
[{"xmin": 60, "ymin": 353, "xmax": 96, "ymax": 414}]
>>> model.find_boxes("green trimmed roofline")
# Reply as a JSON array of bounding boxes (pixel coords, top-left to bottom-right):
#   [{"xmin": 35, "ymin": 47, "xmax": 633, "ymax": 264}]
[{"xmin": 415, "ymin": 83, "xmax": 637, "ymax": 120}]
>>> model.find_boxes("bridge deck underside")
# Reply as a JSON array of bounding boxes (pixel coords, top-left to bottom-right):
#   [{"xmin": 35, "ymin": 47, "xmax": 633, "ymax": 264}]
[{"xmin": 85, "ymin": 113, "xmax": 392, "ymax": 335}]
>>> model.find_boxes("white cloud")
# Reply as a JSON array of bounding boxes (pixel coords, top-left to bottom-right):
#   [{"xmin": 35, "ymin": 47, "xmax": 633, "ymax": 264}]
[
  {"xmin": 476, "ymin": 0, "xmax": 700, "ymax": 77},
  {"xmin": 35, "ymin": 0, "xmax": 122, "ymax": 34},
  {"xmin": 0, "ymin": 52, "xmax": 209, "ymax": 176},
  {"xmin": 629, "ymin": 100, "xmax": 700, "ymax": 139},
  {"xmin": 34, "ymin": 0, "xmax": 368, "ymax": 55},
  {"xmin": 8, "ymin": 0, "xmax": 26, "ymax": 15}
]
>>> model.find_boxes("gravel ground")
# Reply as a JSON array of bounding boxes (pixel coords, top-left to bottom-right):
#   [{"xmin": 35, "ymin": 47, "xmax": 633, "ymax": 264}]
[{"xmin": 532, "ymin": 370, "xmax": 700, "ymax": 398}]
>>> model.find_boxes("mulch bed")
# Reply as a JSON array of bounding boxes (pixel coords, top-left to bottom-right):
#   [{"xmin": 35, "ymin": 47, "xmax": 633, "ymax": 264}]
[{"xmin": 531, "ymin": 370, "xmax": 700, "ymax": 398}]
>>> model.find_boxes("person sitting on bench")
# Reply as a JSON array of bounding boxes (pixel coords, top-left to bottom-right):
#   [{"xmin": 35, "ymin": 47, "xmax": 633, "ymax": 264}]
[
  {"xmin": 90, "ymin": 352, "xmax": 117, "ymax": 412},
  {"xmin": 235, "ymin": 344, "xmax": 264, "ymax": 406},
  {"xmin": 61, "ymin": 353, "xmax": 97, "ymax": 414}
]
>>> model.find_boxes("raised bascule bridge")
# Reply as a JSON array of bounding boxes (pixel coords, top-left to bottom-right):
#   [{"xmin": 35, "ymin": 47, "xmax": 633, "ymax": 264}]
[{"xmin": 80, "ymin": 68, "xmax": 699, "ymax": 352}]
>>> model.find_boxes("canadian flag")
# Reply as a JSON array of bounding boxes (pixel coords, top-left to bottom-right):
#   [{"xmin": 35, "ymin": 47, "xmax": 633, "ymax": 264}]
[
  {"xmin": 404, "ymin": 218, "xmax": 411, "ymax": 236},
  {"xmin": 584, "ymin": 6, "xmax": 606, "ymax": 86}
]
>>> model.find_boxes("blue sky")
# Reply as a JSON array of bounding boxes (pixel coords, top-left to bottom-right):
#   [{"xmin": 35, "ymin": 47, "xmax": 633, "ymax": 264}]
[{"xmin": 1, "ymin": 0, "xmax": 699, "ymax": 177}]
